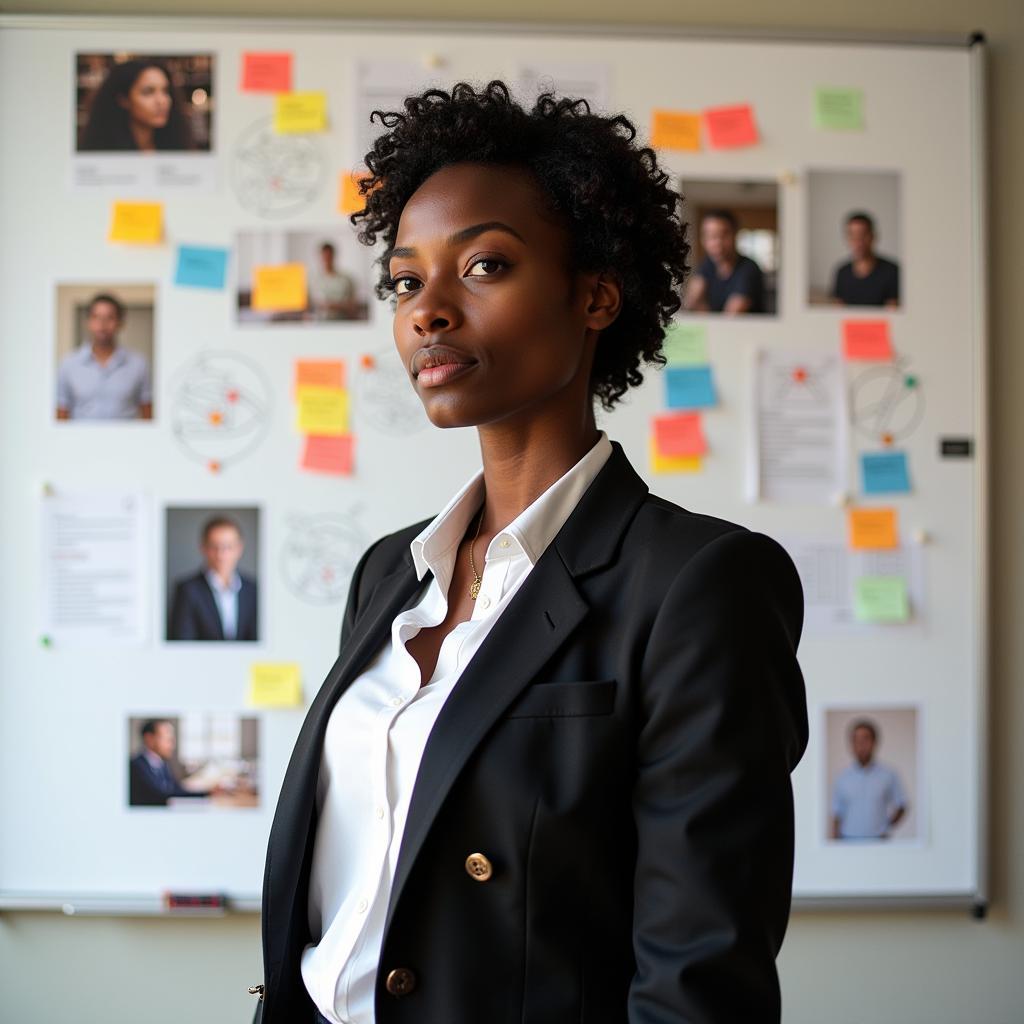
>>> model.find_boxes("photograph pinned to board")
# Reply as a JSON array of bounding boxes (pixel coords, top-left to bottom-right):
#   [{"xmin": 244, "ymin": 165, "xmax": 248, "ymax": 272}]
[
  {"xmin": 164, "ymin": 505, "xmax": 261, "ymax": 644},
  {"xmin": 54, "ymin": 283, "xmax": 156, "ymax": 423},
  {"xmin": 235, "ymin": 228, "xmax": 372, "ymax": 324},
  {"xmin": 127, "ymin": 714, "xmax": 260, "ymax": 809},
  {"xmin": 72, "ymin": 52, "xmax": 216, "ymax": 192},
  {"xmin": 677, "ymin": 177, "xmax": 780, "ymax": 317},
  {"xmin": 822, "ymin": 704, "xmax": 923, "ymax": 845},
  {"xmin": 806, "ymin": 168, "xmax": 901, "ymax": 309}
]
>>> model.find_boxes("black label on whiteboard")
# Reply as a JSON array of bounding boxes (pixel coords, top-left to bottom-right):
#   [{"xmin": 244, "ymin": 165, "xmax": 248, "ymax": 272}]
[{"xmin": 940, "ymin": 437, "xmax": 973, "ymax": 458}]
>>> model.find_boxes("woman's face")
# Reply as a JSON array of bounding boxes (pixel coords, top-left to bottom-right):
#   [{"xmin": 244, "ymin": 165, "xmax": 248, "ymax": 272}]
[
  {"xmin": 388, "ymin": 162, "xmax": 616, "ymax": 430},
  {"xmin": 120, "ymin": 67, "xmax": 172, "ymax": 130}
]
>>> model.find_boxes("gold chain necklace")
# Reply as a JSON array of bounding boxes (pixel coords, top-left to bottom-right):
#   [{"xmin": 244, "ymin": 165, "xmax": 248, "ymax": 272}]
[{"xmin": 467, "ymin": 505, "xmax": 485, "ymax": 600}]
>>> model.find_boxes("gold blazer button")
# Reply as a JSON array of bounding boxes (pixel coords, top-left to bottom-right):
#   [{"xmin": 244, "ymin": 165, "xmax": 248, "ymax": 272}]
[
  {"xmin": 465, "ymin": 852, "xmax": 493, "ymax": 881},
  {"xmin": 385, "ymin": 967, "xmax": 417, "ymax": 996}
]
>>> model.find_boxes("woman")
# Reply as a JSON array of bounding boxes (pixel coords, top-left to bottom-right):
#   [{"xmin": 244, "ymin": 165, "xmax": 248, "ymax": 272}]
[
  {"xmin": 254, "ymin": 81, "xmax": 807, "ymax": 1024},
  {"xmin": 79, "ymin": 58, "xmax": 192, "ymax": 152}
]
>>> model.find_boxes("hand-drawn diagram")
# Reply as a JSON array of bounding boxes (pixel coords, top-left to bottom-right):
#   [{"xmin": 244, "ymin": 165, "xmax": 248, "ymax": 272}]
[
  {"xmin": 169, "ymin": 351, "xmax": 272, "ymax": 469},
  {"xmin": 280, "ymin": 508, "xmax": 369, "ymax": 604},
  {"xmin": 231, "ymin": 116, "xmax": 326, "ymax": 218}
]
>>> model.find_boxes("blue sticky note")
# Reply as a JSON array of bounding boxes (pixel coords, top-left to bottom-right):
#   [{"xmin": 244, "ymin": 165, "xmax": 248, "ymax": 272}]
[
  {"xmin": 175, "ymin": 245, "xmax": 229, "ymax": 289},
  {"xmin": 665, "ymin": 366, "xmax": 717, "ymax": 410},
  {"xmin": 861, "ymin": 451, "xmax": 911, "ymax": 494}
]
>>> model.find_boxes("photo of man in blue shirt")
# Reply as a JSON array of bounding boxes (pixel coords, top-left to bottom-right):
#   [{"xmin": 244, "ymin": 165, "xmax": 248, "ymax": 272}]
[{"xmin": 831, "ymin": 717, "xmax": 909, "ymax": 840}]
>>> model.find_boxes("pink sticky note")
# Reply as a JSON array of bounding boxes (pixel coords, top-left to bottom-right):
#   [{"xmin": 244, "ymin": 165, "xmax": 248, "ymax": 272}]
[
  {"xmin": 842, "ymin": 320, "xmax": 894, "ymax": 361},
  {"xmin": 241, "ymin": 52, "xmax": 293, "ymax": 93},
  {"xmin": 301, "ymin": 434, "xmax": 354, "ymax": 475},
  {"xmin": 703, "ymin": 104, "xmax": 759, "ymax": 149},
  {"xmin": 653, "ymin": 412, "xmax": 707, "ymax": 458}
]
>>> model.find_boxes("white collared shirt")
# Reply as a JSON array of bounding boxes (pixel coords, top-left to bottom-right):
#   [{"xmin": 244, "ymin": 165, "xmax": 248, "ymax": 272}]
[
  {"xmin": 301, "ymin": 430, "xmax": 613, "ymax": 1024},
  {"xmin": 204, "ymin": 568, "xmax": 242, "ymax": 640}
]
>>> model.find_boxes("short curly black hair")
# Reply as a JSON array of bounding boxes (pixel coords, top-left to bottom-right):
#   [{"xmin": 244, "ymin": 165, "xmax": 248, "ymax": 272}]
[{"xmin": 348, "ymin": 80, "xmax": 690, "ymax": 412}]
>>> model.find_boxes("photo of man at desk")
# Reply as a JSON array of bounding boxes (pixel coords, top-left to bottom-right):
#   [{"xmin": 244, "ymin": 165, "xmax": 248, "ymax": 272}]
[
  {"xmin": 55, "ymin": 291, "xmax": 153, "ymax": 421},
  {"xmin": 127, "ymin": 714, "xmax": 260, "ymax": 809},
  {"xmin": 166, "ymin": 512, "xmax": 259, "ymax": 642}
]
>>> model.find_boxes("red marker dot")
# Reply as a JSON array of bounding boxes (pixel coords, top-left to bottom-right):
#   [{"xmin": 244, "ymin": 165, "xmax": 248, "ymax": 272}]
[
  {"xmin": 360, "ymin": 354, "xmax": 376, "ymax": 370},
  {"xmin": 793, "ymin": 367, "xmax": 808, "ymax": 383},
  {"xmin": 225, "ymin": 389, "xmax": 239, "ymax": 403},
  {"xmin": 881, "ymin": 433, "xmax": 894, "ymax": 447},
  {"xmin": 208, "ymin": 460, "xmax": 221, "ymax": 474}
]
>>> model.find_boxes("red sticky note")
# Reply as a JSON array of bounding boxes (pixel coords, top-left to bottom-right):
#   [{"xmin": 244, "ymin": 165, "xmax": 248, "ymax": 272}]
[
  {"xmin": 653, "ymin": 412, "xmax": 707, "ymax": 458},
  {"xmin": 241, "ymin": 52, "xmax": 293, "ymax": 93},
  {"xmin": 704, "ymin": 104, "xmax": 759, "ymax": 149},
  {"xmin": 842, "ymin": 320, "xmax": 893, "ymax": 361},
  {"xmin": 301, "ymin": 434, "xmax": 354, "ymax": 475}
]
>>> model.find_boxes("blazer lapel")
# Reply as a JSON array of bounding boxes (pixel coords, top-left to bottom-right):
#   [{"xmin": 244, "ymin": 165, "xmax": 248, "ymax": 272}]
[
  {"xmin": 383, "ymin": 440, "xmax": 650, "ymax": 935},
  {"xmin": 197, "ymin": 574, "xmax": 226, "ymax": 641}
]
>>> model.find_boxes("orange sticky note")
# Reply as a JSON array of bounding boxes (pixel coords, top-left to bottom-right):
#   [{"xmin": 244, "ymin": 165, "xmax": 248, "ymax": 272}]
[
  {"xmin": 295, "ymin": 359, "xmax": 345, "ymax": 392},
  {"xmin": 649, "ymin": 435, "xmax": 702, "ymax": 474},
  {"xmin": 842, "ymin": 320, "xmax": 894, "ymax": 361},
  {"xmin": 650, "ymin": 110, "xmax": 702, "ymax": 152},
  {"xmin": 241, "ymin": 52, "xmax": 293, "ymax": 93},
  {"xmin": 252, "ymin": 263, "xmax": 308, "ymax": 312},
  {"xmin": 653, "ymin": 412, "xmax": 707, "ymax": 458},
  {"xmin": 848, "ymin": 507, "xmax": 899, "ymax": 550},
  {"xmin": 704, "ymin": 104, "xmax": 759, "ymax": 149},
  {"xmin": 108, "ymin": 201, "xmax": 163, "ymax": 244},
  {"xmin": 301, "ymin": 434, "xmax": 354, "ymax": 475},
  {"xmin": 338, "ymin": 171, "xmax": 378, "ymax": 214}
]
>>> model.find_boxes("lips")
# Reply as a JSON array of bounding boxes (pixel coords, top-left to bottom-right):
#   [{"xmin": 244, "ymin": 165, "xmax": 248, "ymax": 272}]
[{"xmin": 409, "ymin": 344, "xmax": 477, "ymax": 385}]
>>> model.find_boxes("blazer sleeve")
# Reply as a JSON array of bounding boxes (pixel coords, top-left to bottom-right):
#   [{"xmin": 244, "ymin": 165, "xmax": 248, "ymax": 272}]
[
  {"xmin": 338, "ymin": 537, "xmax": 384, "ymax": 654},
  {"xmin": 627, "ymin": 529, "xmax": 808, "ymax": 1024}
]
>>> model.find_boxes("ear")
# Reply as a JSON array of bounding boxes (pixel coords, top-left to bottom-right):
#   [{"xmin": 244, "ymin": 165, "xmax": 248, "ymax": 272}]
[{"xmin": 582, "ymin": 270, "xmax": 623, "ymax": 332}]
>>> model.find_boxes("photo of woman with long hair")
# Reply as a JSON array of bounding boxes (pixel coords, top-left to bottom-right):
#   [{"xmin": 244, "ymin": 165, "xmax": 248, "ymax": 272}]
[{"xmin": 76, "ymin": 54, "xmax": 212, "ymax": 152}]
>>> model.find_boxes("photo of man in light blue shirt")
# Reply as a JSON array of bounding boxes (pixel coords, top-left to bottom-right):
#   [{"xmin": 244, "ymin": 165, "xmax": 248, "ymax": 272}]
[
  {"xmin": 55, "ymin": 292, "xmax": 153, "ymax": 421},
  {"xmin": 831, "ymin": 718, "xmax": 908, "ymax": 840}
]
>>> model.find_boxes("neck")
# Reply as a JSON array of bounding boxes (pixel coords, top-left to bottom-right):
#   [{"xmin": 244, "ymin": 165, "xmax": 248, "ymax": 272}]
[
  {"xmin": 91, "ymin": 338, "xmax": 115, "ymax": 354},
  {"xmin": 714, "ymin": 253, "xmax": 737, "ymax": 274},
  {"xmin": 130, "ymin": 122, "xmax": 156, "ymax": 151},
  {"xmin": 474, "ymin": 402, "xmax": 600, "ymax": 533}
]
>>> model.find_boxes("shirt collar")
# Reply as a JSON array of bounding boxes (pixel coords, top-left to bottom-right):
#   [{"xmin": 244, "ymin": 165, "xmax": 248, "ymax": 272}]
[
  {"xmin": 79, "ymin": 342, "xmax": 126, "ymax": 368},
  {"xmin": 205, "ymin": 568, "xmax": 242, "ymax": 594},
  {"xmin": 409, "ymin": 430, "xmax": 613, "ymax": 586}
]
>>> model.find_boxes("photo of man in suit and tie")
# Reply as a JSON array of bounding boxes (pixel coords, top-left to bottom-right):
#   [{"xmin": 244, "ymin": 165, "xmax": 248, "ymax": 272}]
[{"xmin": 165, "ymin": 509, "xmax": 260, "ymax": 642}]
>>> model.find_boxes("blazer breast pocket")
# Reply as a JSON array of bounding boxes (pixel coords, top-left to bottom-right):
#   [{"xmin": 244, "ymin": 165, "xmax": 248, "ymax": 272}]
[{"xmin": 504, "ymin": 679, "xmax": 617, "ymax": 719}]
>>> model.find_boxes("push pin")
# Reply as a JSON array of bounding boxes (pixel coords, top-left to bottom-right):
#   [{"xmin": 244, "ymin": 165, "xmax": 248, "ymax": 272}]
[
  {"xmin": 208, "ymin": 459, "xmax": 221, "ymax": 474},
  {"xmin": 911, "ymin": 528, "xmax": 930, "ymax": 545},
  {"xmin": 360, "ymin": 353, "xmax": 376, "ymax": 370},
  {"xmin": 42, "ymin": 481, "xmax": 56, "ymax": 497},
  {"xmin": 832, "ymin": 490, "xmax": 852, "ymax": 508},
  {"xmin": 904, "ymin": 374, "xmax": 918, "ymax": 389},
  {"xmin": 422, "ymin": 53, "xmax": 446, "ymax": 70},
  {"xmin": 778, "ymin": 170, "xmax": 798, "ymax": 186},
  {"xmin": 881, "ymin": 432, "xmax": 894, "ymax": 447},
  {"xmin": 792, "ymin": 366, "xmax": 808, "ymax": 384}
]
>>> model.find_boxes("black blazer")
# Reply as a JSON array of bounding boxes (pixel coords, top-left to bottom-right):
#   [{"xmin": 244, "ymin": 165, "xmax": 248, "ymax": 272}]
[
  {"xmin": 167, "ymin": 570, "xmax": 258, "ymax": 641},
  {"xmin": 255, "ymin": 440, "xmax": 807, "ymax": 1023}
]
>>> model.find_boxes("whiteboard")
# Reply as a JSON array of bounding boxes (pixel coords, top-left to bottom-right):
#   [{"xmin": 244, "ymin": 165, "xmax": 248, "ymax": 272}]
[{"xmin": 0, "ymin": 17, "xmax": 988, "ymax": 912}]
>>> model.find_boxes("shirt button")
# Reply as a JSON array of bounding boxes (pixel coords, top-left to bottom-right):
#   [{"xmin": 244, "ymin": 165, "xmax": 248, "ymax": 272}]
[
  {"xmin": 479, "ymin": 595, "xmax": 491, "ymax": 610},
  {"xmin": 390, "ymin": 696, "xmax": 403, "ymax": 707},
  {"xmin": 375, "ymin": 806, "xmax": 385, "ymax": 819},
  {"xmin": 357, "ymin": 898, "xmax": 368, "ymax": 913},
  {"xmin": 499, "ymin": 537, "xmax": 510, "ymax": 549}
]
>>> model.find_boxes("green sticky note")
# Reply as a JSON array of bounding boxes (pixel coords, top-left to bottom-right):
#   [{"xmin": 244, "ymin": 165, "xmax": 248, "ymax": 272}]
[
  {"xmin": 854, "ymin": 576, "xmax": 909, "ymax": 623},
  {"xmin": 815, "ymin": 87, "xmax": 864, "ymax": 131},
  {"xmin": 663, "ymin": 321, "xmax": 709, "ymax": 366}
]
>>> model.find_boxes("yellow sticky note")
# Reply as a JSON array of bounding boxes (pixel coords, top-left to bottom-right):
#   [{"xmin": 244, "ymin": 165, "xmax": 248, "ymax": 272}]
[
  {"xmin": 296, "ymin": 386, "xmax": 349, "ymax": 435},
  {"xmin": 274, "ymin": 91, "xmax": 327, "ymax": 134},
  {"xmin": 108, "ymin": 201, "xmax": 163, "ymax": 244},
  {"xmin": 650, "ymin": 110, "xmax": 702, "ymax": 151},
  {"xmin": 248, "ymin": 663, "xmax": 303, "ymax": 708},
  {"xmin": 649, "ymin": 435, "xmax": 702, "ymax": 474},
  {"xmin": 848, "ymin": 507, "xmax": 899, "ymax": 550},
  {"xmin": 252, "ymin": 263, "xmax": 308, "ymax": 312}
]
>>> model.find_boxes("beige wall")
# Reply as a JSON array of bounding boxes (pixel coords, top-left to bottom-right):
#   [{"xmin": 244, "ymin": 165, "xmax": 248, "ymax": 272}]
[{"xmin": 2, "ymin": 1, "xmax": 1022, "ymax": 1021}]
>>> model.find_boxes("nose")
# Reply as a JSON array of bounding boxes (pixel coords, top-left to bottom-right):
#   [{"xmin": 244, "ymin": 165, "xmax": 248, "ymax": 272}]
[{"xmin": 408, "ymin": 280, "xmax": 463, "ymax": 337}]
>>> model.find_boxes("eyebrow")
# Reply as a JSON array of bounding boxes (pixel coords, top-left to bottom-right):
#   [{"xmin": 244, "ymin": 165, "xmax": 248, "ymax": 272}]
[{"xmin": 385, "ymin": 221, "xmax": 526, "ymax": 265}]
